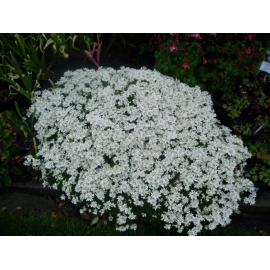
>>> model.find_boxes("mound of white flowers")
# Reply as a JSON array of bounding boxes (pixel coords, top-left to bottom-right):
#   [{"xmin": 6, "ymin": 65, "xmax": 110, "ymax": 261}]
[{"xmin": 24, "ymin": 67, "xmax": 256, "ymax": 235}]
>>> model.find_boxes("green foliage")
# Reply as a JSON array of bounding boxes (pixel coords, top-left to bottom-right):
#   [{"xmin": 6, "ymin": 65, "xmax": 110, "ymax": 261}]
[
  {"xmin": 43, "ymin": 33, "xmax": 79, "ymax": 60},
  {"xmin": 107, "ymin": 34, "xmax": 126, "ymax": 50},
  {"xmin": 2, "ymin": 108, "xmax": 37, "ymax": 156},
  {"xmin": 153, "ymin": 34, "xmax": 265, "ymax": 93},
  {"xmin": 245, "ymin": 140, "xmax": 270, "ymax": 163},
  {"xmin": 223, "ymin": 91, "xmax": 251, "ymax": 119},
  {"xmin": 139, "ymin": 43, "xmax": 152, "ymax": 55},
  {"xmin": 0, "ymin": 34, "xmax": 52, "ymax": 79},
  {"xmin": 0, "ymin": 34, "xmax": 47, "ymax": 100},
  {"xmin": 0, "ymin": 33, "xmax": 81, "ymax": 100},
  {"xmin": 245, "ymin": 140, "xmax": 270, "ymax": 185},
  {"xmin": 0, "ymin": 112, "xmax": 22, "ymax": 188},
  {"xmin": 0, "ymin": 211, "xmax": 268, "ymax": 236},
  {"xmin": 245, "ymin": 162, "xmax": 270, "ymax": 185}
]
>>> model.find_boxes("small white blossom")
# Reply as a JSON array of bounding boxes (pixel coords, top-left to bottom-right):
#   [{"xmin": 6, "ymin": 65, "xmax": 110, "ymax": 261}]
[{"xmin": 25, "ymin": 67, "xmax": 255, "ymax": 236}]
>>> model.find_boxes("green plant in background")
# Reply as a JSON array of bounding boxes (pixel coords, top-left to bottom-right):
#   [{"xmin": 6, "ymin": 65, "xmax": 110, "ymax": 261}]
[
  {"xmin": 245, "ymin": 162, "xmax": 270, "ymax": 184},
  {"xmin": 234, "ymin": 123, "xmax": 255, "ymax": 136},
  {"xmin": 2, "ymin": 108, "xmax": 37, "ymax": 156},
  {"xmin": 245, "ymin": 140, "xmax": 270, "ymax": 162},
  {"xmin": 15, "ymin": 102, "xmax": 37, "ymax": 155},
  {"xmin": 107, "ymin": 33, "xmax": 126, "ymax": 50},
  {"xmin": 43, "ymin": 33, "xmax": 79, "ymax": 60},
  {"xmin": 223, "ymin": 91, "xmax": 251, "ymax": 119},
  {"xmin": 245, "ymin": 140, "xmax": 270, "ymax": 184},
  {"xmin": 153, "ymin": 34, "xmax": 265, "ymax": 93},
  {"xmin": 227, "ymin": 74, "xmax": 270, "ymax": 136},
  {"xmin": 0, "ymin": 34, "xmax": 52, "ymax": 79},
  {"xmin": 138, "ymin": 42, "xmax": 152, "ymax": 55},
  {"xmin": 0, "ymin": 34, "xmax": 50, "ymax": 100},
  {"xmin": 0, "ymin": 112, "xmax": 22, "ymax": 188},
  {"xmin": 253, "ymin": 90, "xmax": 270, "ymax": 132},
  {"xmin": 0, "ymin": 50, "xmax": 42, "ymax": 100}
]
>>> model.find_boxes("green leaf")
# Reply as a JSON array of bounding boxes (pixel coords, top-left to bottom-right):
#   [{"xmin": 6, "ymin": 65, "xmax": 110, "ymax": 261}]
[
  {"xmin": 9, "ymin": 166, "xmax": 22, "ymax": 175},
  {"xmin": 259, "ymin": 174, "xmax": 263, "ymax": 181},
  {"xmin": 2, "ymin": 129, "xmax": 10, "ymax": 139},
  {"xmin": 0, "ymin": 166, "xmax": 6, "ymax": 174},
  {"xmin": 2, "ymin": 174, "xmax": 11, "ymax": 187},
  {"xmin": 0, "ymin": 119, "xmax": 5, "ymax": 127},
  {"xmin": 44, "ymin": 38, "xmax": 55, "ymax": 50},
  {"xmin": 2, "ymin": 150, "xmax": 10, "ymax": 159}
]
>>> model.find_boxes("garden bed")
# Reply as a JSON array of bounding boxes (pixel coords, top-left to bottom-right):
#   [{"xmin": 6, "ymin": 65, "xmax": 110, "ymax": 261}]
[{"xmin": 1, "ymin": 33, "xmax": 270, "ymax": 236}]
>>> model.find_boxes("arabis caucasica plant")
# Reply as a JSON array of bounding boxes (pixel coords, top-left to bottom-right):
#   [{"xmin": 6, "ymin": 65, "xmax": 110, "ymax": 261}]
[{"xmin": 24, "ymin": 67, "xmax": 256, "ymax": 235}]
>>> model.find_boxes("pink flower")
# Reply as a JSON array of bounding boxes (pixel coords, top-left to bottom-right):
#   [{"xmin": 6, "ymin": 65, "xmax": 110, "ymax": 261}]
[
  {"xmin": 246, "ymin": 47, "xmax": 252, "ymax": 54},
  {"xmin": 157, "ymin": 33, "xmax": 161, "ymax": 39},
  {"xmin": 245, "ymin": 34, "xmax": 256, "ymax": 40},
  {"xmin": 235, "ymin": 62, "xmax": 239, "ymax": 68},
  {"xmin": 216, "ymin": 76, "xmax": 220, "ymax": 81},
  {"xmin": 240, "ymin": 55, "xmax": 245, "ymax": 61},
  {"xmin": 213, "ymin": 58, "xmax": 218, "ymax": 65},
  {"xmin": 202, "ymin": 57, "xmax": 208, "ymax": 64},
  {"xmin": 191, "ymin": 33, "xmax": 202, "ymax": 39},
  {"xmin": 181, "ymin": 60, "xmax": 189, "ymax": 69},
  {"xmin": 174, "ymin": 35, "xmax": 179, "ymax": 43},
  {"xmin": 170, "ymin": 43, "xmax": 178, "ymax": 52},
  {"xmin": 221, "ymin": 45, "xmax": 226, "ymax": 53},
  {"xmin": 159, "ymin": 43, "xmax": 164, "ymax": 51},
  {"xmin": 209, "ymin": 33, "xmax": 217, "ymax": 37}
]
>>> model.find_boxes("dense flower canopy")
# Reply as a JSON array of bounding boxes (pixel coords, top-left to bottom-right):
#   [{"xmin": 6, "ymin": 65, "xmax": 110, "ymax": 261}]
[{"xmin": 25, "ymin": 67, "xmax": 256, "ymax": 235}]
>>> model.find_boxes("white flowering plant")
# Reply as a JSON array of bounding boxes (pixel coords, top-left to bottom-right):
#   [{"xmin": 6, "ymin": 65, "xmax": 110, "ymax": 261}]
[{"xmin": 24, "ymin": 67, "xmax": 256, "ymax": 235}]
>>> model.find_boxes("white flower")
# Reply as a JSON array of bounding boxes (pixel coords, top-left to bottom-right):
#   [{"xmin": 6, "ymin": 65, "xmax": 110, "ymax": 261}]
[{"xmin": 25, "ymin": 67, "xmax": 255, "ymax": 236}]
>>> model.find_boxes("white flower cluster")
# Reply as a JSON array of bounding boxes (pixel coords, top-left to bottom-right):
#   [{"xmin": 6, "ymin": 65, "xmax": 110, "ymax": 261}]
[{"xmin": 24, "ymin": 67, "xmax": 256, "ymax": 235}]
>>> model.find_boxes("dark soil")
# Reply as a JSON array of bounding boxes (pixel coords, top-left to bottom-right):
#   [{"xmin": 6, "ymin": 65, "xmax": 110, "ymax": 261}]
[
  {"xmin": 228, "ymin": 212, "xmax": 270, "ymax": 235},
  {"xmin": 16, "ymin": 138, "xmax": 34, "ymax": 151}
]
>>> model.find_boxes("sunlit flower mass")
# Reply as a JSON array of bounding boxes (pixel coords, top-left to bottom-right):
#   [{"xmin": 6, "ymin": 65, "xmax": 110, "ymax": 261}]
[{"xmin": 24, "ymin": 67, "xmax": 256, "ymax": 235}]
